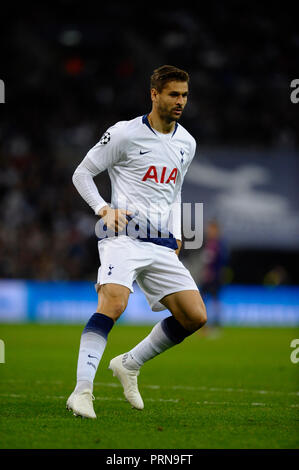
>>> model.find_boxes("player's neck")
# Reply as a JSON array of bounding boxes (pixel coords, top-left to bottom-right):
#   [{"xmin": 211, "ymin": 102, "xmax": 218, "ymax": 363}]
[{"xmin": 147, "ymin": 111, "xmax": 175, "ymax": 134}]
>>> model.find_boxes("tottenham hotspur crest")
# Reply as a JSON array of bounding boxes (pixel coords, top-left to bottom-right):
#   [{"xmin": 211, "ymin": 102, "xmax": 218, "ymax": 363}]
[{"xmin": 99, "ymin": 131, "xmax": 111, "ymax": 145}]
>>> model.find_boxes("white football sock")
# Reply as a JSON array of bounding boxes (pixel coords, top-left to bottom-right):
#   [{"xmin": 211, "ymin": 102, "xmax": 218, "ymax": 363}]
[
  {"xmin": 75, "ymin": 331, "xmax": 107, "ymax": 393},
  {"xmin": 122, "ymin": 321, "xmax": 176, "ymax": 370}
]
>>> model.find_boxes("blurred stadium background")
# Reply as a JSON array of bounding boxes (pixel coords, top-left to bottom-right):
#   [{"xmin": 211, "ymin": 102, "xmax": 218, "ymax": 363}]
[{"xmin": 0, "ymin": 2, "xmax": 298, "ymax": 327}]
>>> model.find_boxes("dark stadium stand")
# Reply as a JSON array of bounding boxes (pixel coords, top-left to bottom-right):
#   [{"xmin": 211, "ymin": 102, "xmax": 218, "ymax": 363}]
[{"xmin": 0, "ymin": 2, "xmax": 298, "ymax": 282}]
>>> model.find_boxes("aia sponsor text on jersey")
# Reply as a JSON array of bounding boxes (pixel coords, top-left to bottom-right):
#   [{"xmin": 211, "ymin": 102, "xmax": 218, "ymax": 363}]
[{"xmin": 142, "ymin": 166, "xmax": 178, "ymax": 184}]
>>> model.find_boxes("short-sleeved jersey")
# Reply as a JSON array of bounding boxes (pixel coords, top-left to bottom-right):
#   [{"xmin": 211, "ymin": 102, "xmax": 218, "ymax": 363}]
[{"xmin": 84, "ymin": 114, "xmax": 196, "ymax": 246}]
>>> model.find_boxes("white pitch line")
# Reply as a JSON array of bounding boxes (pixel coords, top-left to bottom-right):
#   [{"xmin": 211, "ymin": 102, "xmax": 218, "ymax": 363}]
[
  {"xmin": 94, "ymin": 382, "xmax": 299, "ymax": 397},
  {"xmin": 1, "ymin": 380, "xmax": 299, "ymax": 397},
  {"xmin": 1, "ymin": 393, "xmax": 298, "ymax": 408},
  {"xmin": 196, "ymin": 401, "xmax": 268, "ymax": 406},
  {"xmin": 0, "ymin": 393, "xmax": 26, "ymax": 398}
]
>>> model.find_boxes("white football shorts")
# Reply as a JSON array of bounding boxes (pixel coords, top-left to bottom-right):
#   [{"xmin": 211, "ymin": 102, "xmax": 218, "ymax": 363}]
[{"xmin": 95, "ymin": 235, "xmax": 199, "ymax": 311}]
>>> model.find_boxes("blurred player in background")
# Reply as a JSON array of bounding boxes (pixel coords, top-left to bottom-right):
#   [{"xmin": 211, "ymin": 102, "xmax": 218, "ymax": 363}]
[
  {"xmin": 199, "ymin": 220, "xmax": 227, "ymax": 336},
  {"xmin": 66, "ymin": 65, "xmax": 207, "ymax": 419}
]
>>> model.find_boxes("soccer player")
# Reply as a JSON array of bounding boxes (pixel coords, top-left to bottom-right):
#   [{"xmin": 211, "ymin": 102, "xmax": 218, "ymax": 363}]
[
  {"xmin": 67, "ymin": 65, "xmax": 207, "ymax": 419},
  {"xmin": 199, "ymin": 220, "xmax": 227, "ymax": 336}
]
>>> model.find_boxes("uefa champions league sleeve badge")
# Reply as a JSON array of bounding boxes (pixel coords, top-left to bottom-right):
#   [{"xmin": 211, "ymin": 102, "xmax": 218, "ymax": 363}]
[{"xmin": 99, "ymin": 131, "xmax": 111, "ymax": 145}]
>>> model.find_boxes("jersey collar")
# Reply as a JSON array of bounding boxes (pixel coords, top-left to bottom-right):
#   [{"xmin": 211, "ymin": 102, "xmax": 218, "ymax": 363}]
[{"xmin": 142, "ymin": 114, "xmax": 178, "ymax": 138}]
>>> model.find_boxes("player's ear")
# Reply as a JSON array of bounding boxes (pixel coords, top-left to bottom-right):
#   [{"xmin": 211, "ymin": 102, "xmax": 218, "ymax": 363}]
[{"xmin": 151, "ymin": 87, "xmax": 158, "ymax": 102}]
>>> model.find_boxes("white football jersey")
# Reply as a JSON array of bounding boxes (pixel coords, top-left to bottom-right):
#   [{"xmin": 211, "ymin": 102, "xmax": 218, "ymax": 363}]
[{"xmin": 73, "ymin": 114, "xmax": 196, "ymax": 246}]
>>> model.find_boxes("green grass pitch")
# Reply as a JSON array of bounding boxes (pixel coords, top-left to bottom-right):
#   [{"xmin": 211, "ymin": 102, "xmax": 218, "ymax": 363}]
[{"xmin": 0, "ymin": 323, "xmax": 298, "ymax": 449}]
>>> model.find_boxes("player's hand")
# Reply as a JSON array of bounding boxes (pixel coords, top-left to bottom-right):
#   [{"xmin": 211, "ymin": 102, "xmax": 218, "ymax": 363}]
[
  {"xmin": 175, "ymin": 239, "xmax": 182, "ymax": 256},
  {"xmin": 98, "ymin": 205, "xmax": 133, "ymax": 233}
]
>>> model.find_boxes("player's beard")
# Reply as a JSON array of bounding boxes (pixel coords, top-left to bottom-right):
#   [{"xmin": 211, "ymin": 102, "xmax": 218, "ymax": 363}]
[{"xmin": 158, "ymin": 101, "xmax": 183, "ymax": 123}]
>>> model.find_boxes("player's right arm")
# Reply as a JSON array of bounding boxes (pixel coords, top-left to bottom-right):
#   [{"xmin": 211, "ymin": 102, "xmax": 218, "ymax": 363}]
[{"xmin": 72, "ymin": 124, "xmax": 132, "ymax": 232}]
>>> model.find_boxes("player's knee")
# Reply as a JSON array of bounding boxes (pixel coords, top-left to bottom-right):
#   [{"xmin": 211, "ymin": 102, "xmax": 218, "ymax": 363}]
[
  {"xmin": 183, "ymin": 303, "xmax": 207, "ymax": 331},
  {"xmin": 111, "ymin": 307, "xmax": 124, "ymax": 321},
  {"xmin": 97, "ymin": 298, "xmax": 126, "ymax": 321},
  {"xmin": 196, "ymin": 304, "xmax": 207, "ymax": 329},
  {"xmin": 97, "ymin": 284, "xmax": 129, "ymax": 320},
  {"xmin": 106, "ymin": 297, "xmax": 127, "ymax": 319},
  {"xmin": 112, "ymin": 299, "xmax": 127, "ymax": 318}
]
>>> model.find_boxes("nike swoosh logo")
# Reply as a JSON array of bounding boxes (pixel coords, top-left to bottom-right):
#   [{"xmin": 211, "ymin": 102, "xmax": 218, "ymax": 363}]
[
  {"xmin": 88, "ymin": 354, "xmax": 98, "ymax": 359},
  {"xmin": 140, "ymin": 150, "xmax": 151, "ymax": 155}
]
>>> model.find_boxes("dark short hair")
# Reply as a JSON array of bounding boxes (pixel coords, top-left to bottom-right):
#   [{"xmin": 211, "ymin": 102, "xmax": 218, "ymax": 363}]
[{"xmin": 150, "ymin": 65, "xmax": 189, "ymax": 93}]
